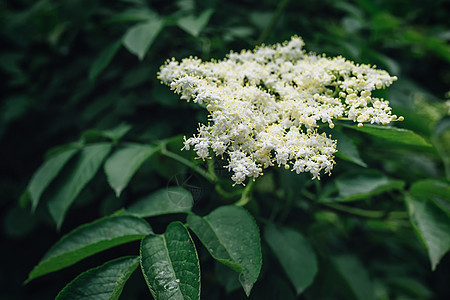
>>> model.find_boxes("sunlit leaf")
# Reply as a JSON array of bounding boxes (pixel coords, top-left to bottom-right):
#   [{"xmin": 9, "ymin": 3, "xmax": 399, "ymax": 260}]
[
  {"xmin": 123, "ymin": 19, "xmax": 164, "ymax": 60},
  {"xmin": 104, "ymin": 143, "xmax": 158, "ymax": 197},
  {"xmin": 48, "ymin": 143, "xmax": 112, "ymax": 229},
  {"xmin": 264, "ymin": 224, "xmax": 318, "ymax": 295},
  {"xmin": 126, "ymin": 187, "xmax": 193, "ymax": 217},
  {"xmin": 187, "ymin": 206, "xmax": 261, "ymax": 296},
  {"xmin": 140, "ymin": 222, "xmax": 200, "ymax": 300},
  {"xmin": 56, "ymin": 256, "xmax": 140, "ymax": 300},
  {"xmin": 27, "ymin": 215, "xmax": 152, "ymax": 281},
  {"xmin": 177, "ymin": 9, "xmax": 214, "ymax": 37}
]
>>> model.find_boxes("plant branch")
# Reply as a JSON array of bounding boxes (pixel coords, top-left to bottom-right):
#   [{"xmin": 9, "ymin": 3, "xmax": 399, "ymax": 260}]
[
  {"xmin": 159, "ymin": 142, "xmax": 217, "ymax": 183},
  {"xmin": 321, "ymin": 202, "xmax": 408, "ymax": 219},
  {"xmin": 234, "ymin": 179, "xmax": 254, "ymax": 206}
]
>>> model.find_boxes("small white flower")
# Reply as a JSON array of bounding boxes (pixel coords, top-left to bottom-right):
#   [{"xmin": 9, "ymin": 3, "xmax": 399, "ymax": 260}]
[{"xmin": 158, "ymin": 36, "xmax": 399, "ymax": 184}]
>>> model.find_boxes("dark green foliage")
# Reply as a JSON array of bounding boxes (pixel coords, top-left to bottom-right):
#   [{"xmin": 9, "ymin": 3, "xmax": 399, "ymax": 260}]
[{"xmin": 1, "ymin": 0, "xmax": 449, "ymax": 299}]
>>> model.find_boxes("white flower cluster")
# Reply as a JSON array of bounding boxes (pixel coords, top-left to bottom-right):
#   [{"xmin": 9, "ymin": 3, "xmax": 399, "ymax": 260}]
[{"xmin": 159, "ymin": 36, "xmax": 399, "ymax": 184}]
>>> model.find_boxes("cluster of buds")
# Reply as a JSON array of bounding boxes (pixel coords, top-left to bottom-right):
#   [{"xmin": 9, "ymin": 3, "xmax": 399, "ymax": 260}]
[{"xmin": 159, "ymin": 36, "xmax": 399, "ymax": 184}]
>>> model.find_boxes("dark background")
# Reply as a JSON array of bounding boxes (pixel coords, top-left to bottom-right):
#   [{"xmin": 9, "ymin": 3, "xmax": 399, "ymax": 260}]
[{"xmin": 1, "ymin": 0, "xmax": 449, "ymax": 299}]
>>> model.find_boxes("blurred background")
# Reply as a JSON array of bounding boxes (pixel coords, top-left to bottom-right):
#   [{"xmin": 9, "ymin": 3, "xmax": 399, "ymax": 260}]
[{"xmin": 1, "ymin": 0, "xmax": 449, "ymax": 299}]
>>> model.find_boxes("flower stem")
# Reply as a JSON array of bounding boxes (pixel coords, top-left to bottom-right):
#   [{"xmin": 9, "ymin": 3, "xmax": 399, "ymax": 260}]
[
  {"xmin": 159, "ymin": 142, "xmax": 217, "ymax": 183},
  {"xmin": 235, "ymin": 179, "xmax": 254, "ymax": 206}
]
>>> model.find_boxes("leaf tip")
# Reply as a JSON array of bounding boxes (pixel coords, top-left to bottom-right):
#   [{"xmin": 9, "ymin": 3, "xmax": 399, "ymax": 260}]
[
  {"xmin": 115, "ymin": 187, "xmax": 123, "ymax": 198},
  {"xmin": 239, "ymin": 274, "xmax": 254, "ymax": 297}
]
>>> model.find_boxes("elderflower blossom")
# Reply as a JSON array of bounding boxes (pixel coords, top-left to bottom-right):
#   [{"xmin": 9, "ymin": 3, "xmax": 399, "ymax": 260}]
[{"xmin": 158, "ymin": 36, "xmax": 400, "ymax": 185}]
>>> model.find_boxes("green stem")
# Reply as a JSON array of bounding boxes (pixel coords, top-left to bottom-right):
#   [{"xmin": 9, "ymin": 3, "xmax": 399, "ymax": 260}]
[
  {"xmin": 159, "ymin": 142, "xmax": 217, "ymax": 183},
  {"xmin": 321, "ymin": 202, "xmax": 407, "ymax": 219},
  {"xmin": 235, "ymin": 180, "xmax": 254, "ymax": 206},
  {"xmin": 214, "ymin": 184, "xmax": 242, "ymax": 199},
  {"xmin": 255, "ymin": 0, "xmax": 291, "ymax": 45}
]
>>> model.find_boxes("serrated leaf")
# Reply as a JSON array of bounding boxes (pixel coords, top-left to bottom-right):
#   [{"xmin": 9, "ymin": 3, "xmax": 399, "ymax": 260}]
[
  {"xmin": 344, "ymin": 124, "xmax": 431, "ymax": 147},
  {"xmin": 56, "ymin": 256, "xmax": 140, "ymax": 300},
  {"xmin": 264, "ymin": 224, "xmax": 318, "ymax": 295},
  {"xmin": 89, "ymin": 39, "xmax": 122, "ymax": 81},
  {"xmin": 406, "ymin": 193, "xmax": 450, "ymax": 270},
  {"xmin": 177, "ymin": 9, "xmax": 214, "ymax": 37},
  {"xmin": 333, "ymin": 255, "xmax": 375, "ymax": 300},
  {"xmin": 27, "ymin": 215, "xmax": 152, "ymax": 281},
  {"xmin": 126, "ymin": 187, "xmax": 193, "ymax": 217},
  {"xmin": 187, "ymin": 206, "xmax": 261, "ymax": 296},
  {"xmin": 27, "ymin": 147, "xmax": 79, "ymax": 212},
  {"xmin": 104, "ymin": 143, "xmax": 158, "ymax": 197},
  {"xmin": 140, "ymin": 222, "xmax": 200, "ymax": 300},
  {"xmin": 47, "ymin": 143, "xmax": 112, "ymax": 229},
  {"xmin": 335, "ymin": 170, "xmax": 404, "ymax": 201},
  {"xmin": 123, "ymin": 19, "xmax": 164, "ymax": 60},
  {"xmin": 333, "ymin": 131, "xmax": 367, "ymax": 167}
]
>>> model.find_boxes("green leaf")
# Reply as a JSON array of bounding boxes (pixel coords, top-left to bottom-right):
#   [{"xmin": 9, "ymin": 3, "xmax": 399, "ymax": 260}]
[
  {"xmin": 89, "ymin": 39, "xmax": 122, "ymax": 81},
  {"xmin": 104, "ymin": 143, "xmax": 158, "ymax": 197},
  {"xmin": 333, "ymin": 131, "xmax": 367, "ymax": 167},
  {"xmin": 344, "ymin": 124, "xmax": 431, "ymax": 147},
  {"xmin": 123, "ymin": 19, "xmax": 164, "ymax": 60},
  {"xmin": 410, "ymin": 179, "xmax": 450, "ymax": 214},
  {"xmin": 187, "ymin": 206, "xmax": 261, "ymax": 296},
  {"xmin": 105, "ymin": 8, "xmax": 157, "ymax": 24},
  {"xmin": 406, "ymin": 193, "xmax": 450, "ymax": 270},
  {"xmin": 434, "ymin": 117, "xmax": 450, "ymax": 180},
  {"xmin": 27, "ymin": 215, "xmax": 152, "ymax": 282},
  {"xmin": 333, "ymin": 255, "xmax": 375, "ymax": 300},
  {"xmin": 101, "ymin": 123, "xmax": 133, "ymax": 142},
  {"xmin": 140, "ymin": 222, "xmax": 200, "ymax": 300},
  {"xmin": 56, "ymin": 256, "xmax": 140, "ymax": 300},
  {"xmin": 126, "ymin": 187, "xmax": 193, "ymax": 217},
  {"xmin": 82, "ymin": 123, "xmax": 132, "ymax": 144},
  {"xmin": 264, "ymin": 224, "xmax": 318, "ymax": 295},
  {"xmin": 177, "ymin": 9, "xmax": 214, "ymax": 37},
  {"xmin": 27, "ymin": 147, "xmax": 79, "ymax": 212},
  {"xmin": 335, "ymin": 170, "xmax": 404, "ymax": 201},
  {"xmin": 48, "ymin": 143, "xmax": 112, "ymax": 229}
]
